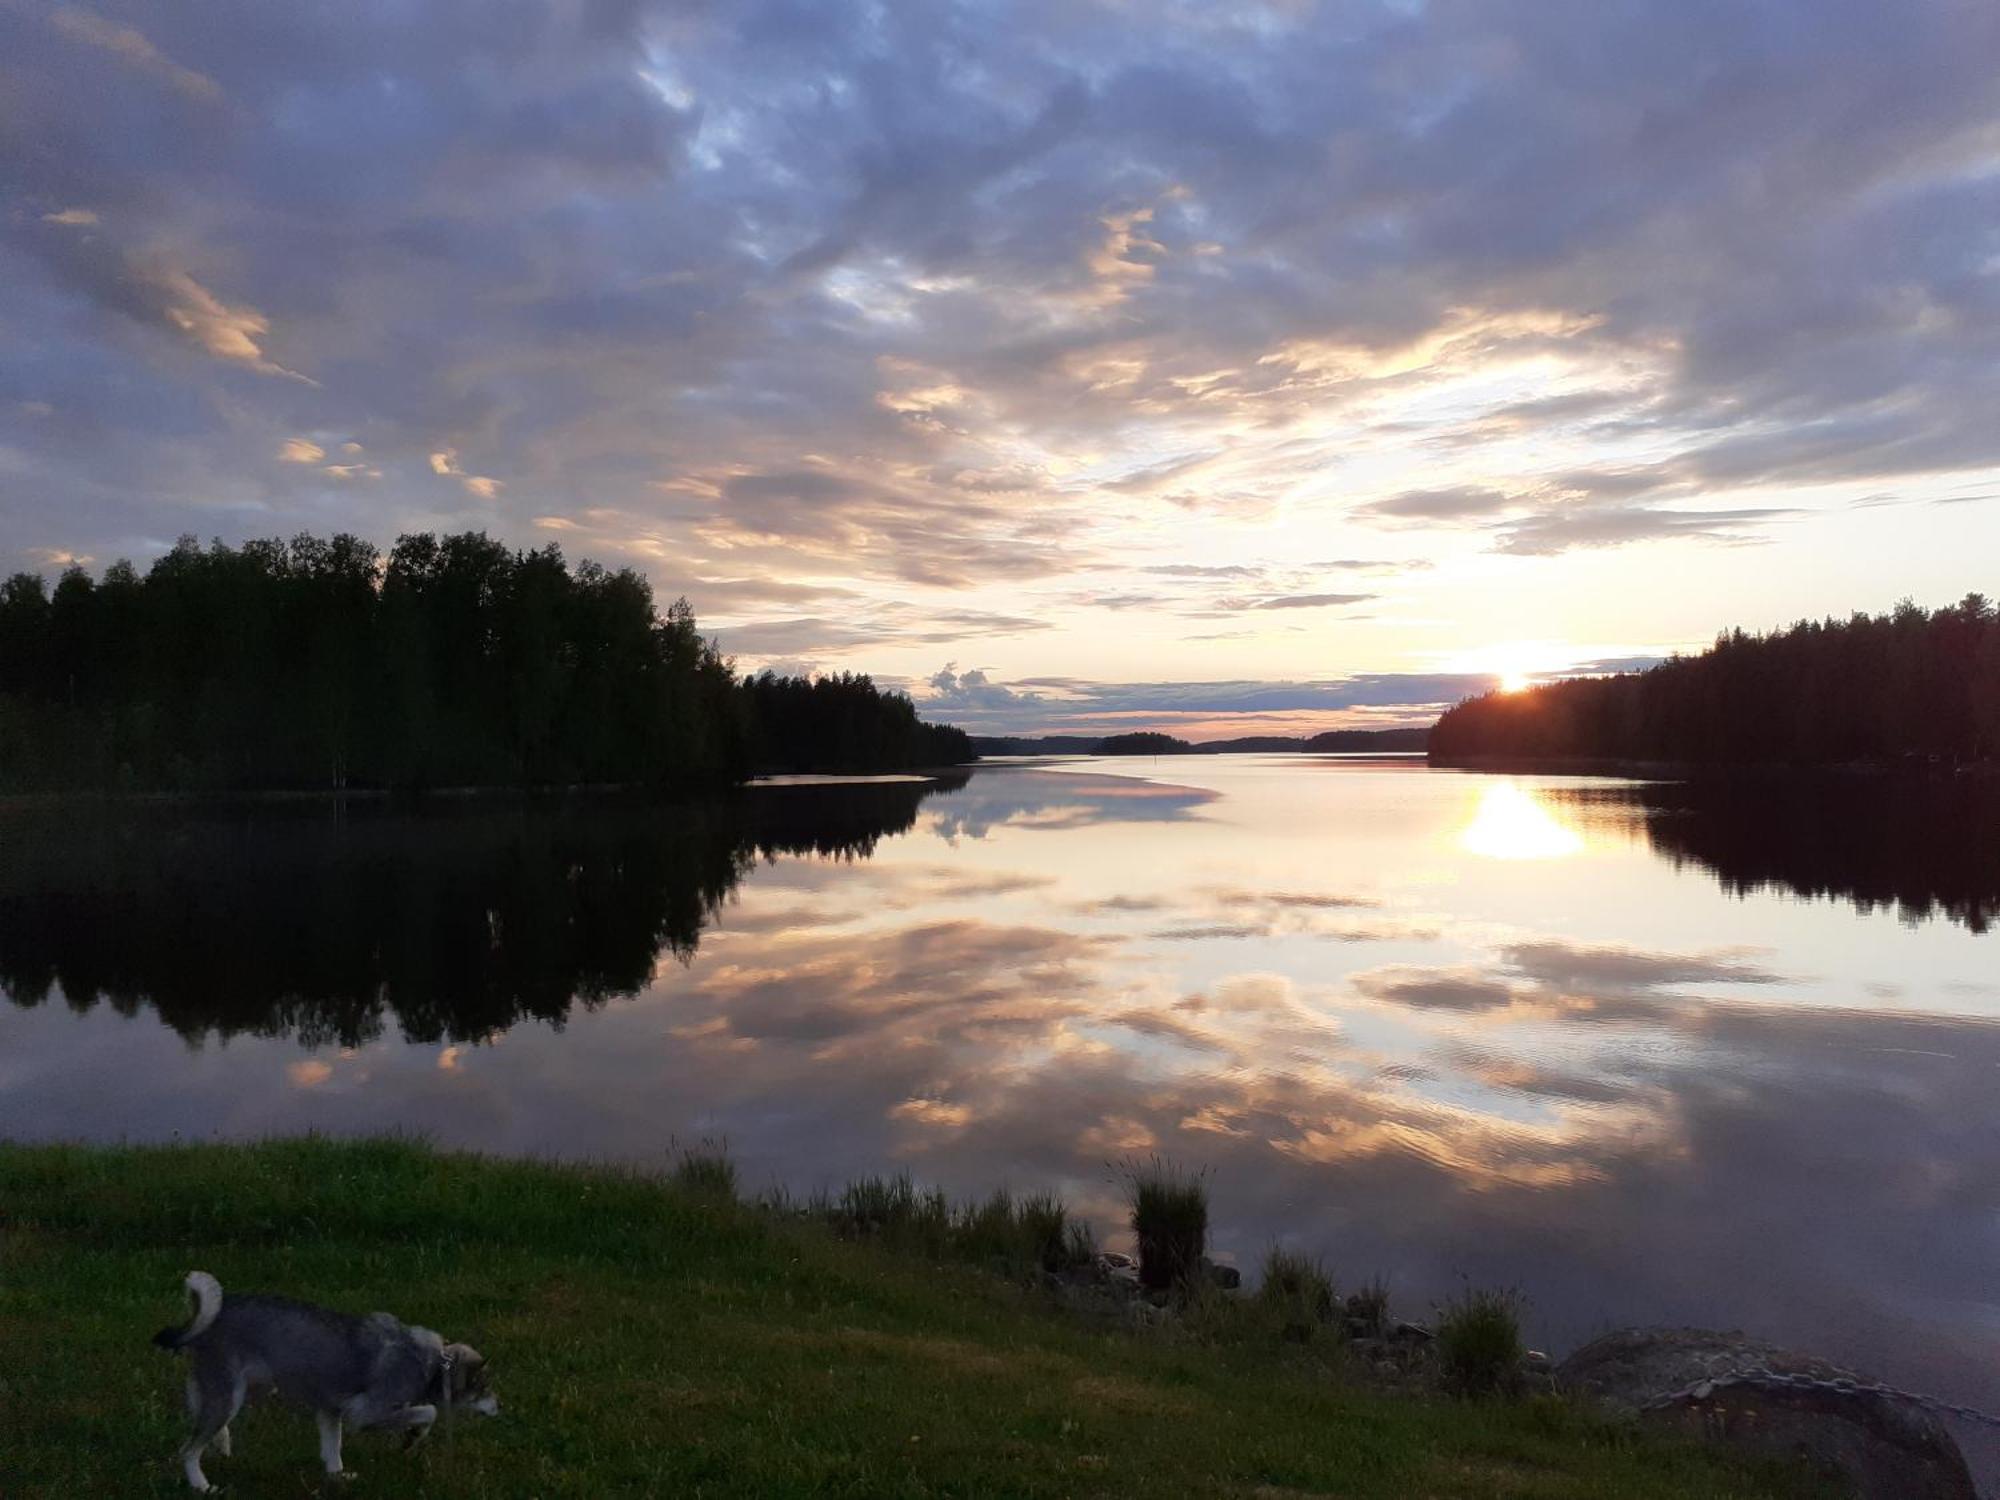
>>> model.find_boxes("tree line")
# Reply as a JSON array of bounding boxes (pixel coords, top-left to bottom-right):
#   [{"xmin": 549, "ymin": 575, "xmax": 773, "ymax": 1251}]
[
  {"xmin": 1430, "ymin": 595, "xmax": 2000, "ymax": 767},
  {"xmin": 970, "ymin": 728, "xmax": 1429, "ymax": 755},
  {"xmin": 0, "ymin": 531, "xmax": 971, "ymax": 792}
]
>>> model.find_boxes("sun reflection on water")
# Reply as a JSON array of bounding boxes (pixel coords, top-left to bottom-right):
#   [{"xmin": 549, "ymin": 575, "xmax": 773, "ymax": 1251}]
[{"xmin": 1458, "ymin": 782, "xmax": 1585, "ymax": 860}]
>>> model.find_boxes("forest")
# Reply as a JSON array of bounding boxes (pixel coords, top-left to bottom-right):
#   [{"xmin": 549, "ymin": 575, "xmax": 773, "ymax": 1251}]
[
  {"xmin": 0, "ymin": 532, "xmax": 971, "ymax": 793},
  {"xmin": 1430, "ymin": 595, "xmax": 2000, "ymax": 767}
]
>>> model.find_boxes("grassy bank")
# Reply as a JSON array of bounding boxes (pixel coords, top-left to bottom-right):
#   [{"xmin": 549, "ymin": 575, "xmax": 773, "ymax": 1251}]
[{"xmin": 0, "ymin": 1138, "xmax": 1817, "ymax": 1498}]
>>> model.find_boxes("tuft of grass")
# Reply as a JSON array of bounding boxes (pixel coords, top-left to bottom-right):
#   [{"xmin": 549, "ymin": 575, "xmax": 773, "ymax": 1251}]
[
  {"xmin": 1257, "ymin": 1246, "xmax": 1337, "ymax": 1344},
  {"xmin": 1347, "ymin": 1274, "xmax": 1393, "ymax": 1338},
  {"xmin": 959, "ymin": 1187, "xmax": 1023, "ymax": 1267},
  {"xmin": 1436, "ymin": 1284, "xmax": 1527, "ymax": 1396},
  {"xmin": 670, "ymin": 1137, "xmax": 737, "ymax": 1200},
  {"xmin": 1017, "ymin": 1192, "xmax": 1075, "ymax": 1274},
  {"xmin": 821, "ymin": 1179, "xmax": 1093, "ymax": 1278},
  {"xmin": 1063, "ymin": 1218, "xmax": 1097, "ymax": 1269},
  {"xmin": 1117, "ymin": 1156, "xmax": 1209, "ymax": 1293},
  {"xmin": 0, "ymin": 1139, "xmax": 1823, "ymax": 1500}
]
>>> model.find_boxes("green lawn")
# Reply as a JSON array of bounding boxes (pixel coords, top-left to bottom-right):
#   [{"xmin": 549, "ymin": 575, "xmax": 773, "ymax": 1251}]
[{"xmin": 0, "ymin": 1137, "xmax": 1819, "ymax": 1498}]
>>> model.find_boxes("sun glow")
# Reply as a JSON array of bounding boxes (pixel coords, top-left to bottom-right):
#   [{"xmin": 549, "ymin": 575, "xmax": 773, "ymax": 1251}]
[
  {"xmin": 1458, "ymin": 783, "xmax": 1585, "ymax": 860},
  {"xmin": 1446, "ymin": 641, "xmax": 1581, "ymax": 697}
]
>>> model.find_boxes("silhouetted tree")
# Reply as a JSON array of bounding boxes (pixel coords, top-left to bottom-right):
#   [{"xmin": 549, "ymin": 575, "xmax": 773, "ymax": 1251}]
[
  {"xmin": 1430, "ymin": 595, "xmax": 2000, "ymax": 768},
  {"xmin": 1095, "ymin": 732, "xmax": 1192, "ymax": 755},
  {"xmin": 740, "ymin": 670, "xmax": 972, "ymax": 773},
  {"xmin": 0, "ymin": 532, "xmax": 971, "ymax": 792}
]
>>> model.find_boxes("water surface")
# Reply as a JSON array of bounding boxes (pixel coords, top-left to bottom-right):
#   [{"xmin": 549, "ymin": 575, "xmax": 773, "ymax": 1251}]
[{"xmin": 4, "ymin": 758, "xmax": 1997, "ymax": 1443}]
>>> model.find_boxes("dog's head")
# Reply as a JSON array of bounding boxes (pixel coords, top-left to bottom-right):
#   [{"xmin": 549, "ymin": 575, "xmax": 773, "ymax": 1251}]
[{"xmin": 442, "ymin": 1343, "xmax": 501, "ymax": 1417}]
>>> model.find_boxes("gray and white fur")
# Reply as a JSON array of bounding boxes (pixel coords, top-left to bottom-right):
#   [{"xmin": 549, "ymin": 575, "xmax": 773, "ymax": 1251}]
[{"xmin": 152, "ymin": 1270, "xmax": 499, "ymax": 1492}]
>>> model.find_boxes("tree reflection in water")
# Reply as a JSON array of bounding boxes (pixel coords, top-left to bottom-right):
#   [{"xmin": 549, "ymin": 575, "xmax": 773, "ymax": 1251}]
[
  {"xmin": 0, "ymin": 777, "xmax": 965, "ymax": 1046},
  {"xmin": 1556, "ymin": 774, "xmax": 2000, "ymax": 933}
]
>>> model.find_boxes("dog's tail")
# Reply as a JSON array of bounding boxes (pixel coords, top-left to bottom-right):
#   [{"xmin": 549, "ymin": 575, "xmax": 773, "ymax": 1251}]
[{"xmin": 152, "ymin": 1271, "xmax": 223, "ymax": 1351}]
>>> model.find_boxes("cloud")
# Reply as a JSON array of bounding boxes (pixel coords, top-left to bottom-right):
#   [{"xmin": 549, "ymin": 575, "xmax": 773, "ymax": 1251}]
[
  {"xmin": 1358, "ymin": 486, "xmax": 1518, "ymax": 523},
  {"xmin": 919, "ymin": 667, "xmax": 1489, "ymax": 736},
  {"xmin": 152, "ymin": 267, "xmax": 302, "ymax": 375},
  {"xmin": 25, "ymin": 231, "xmax": 311, "ymax": 380},
  {"xmin": 3, "ymin": 0, "xmax": 1999, "ymax": 678},
  {"xmin": 928, "ymin": 663, "xmax": 1040, "ymax": 712},
  {"xmin": 1246, "ymin": 591, "xmax": 1374, "ymax": 611},
  {"xmin": 721, "ymin": 609, "xmax": 1051, "ymax": 661},
  {"xmin": 1491, "ymin": 504, "xmax": 1802, "ymax": 556},
  {"xmin": 278, "ymin": 438, "xmax": 325, "ymax": 464},
  {"xmin": 1498, "ymin": 941, "xmax": 1789, "ymax": 993},
  {"xmin": 47, "ymin": 7, "xmax": 222, "ymax": 104},
  {"xmin": 1354, "ymin": 967, "xmax": 1523, "ymax": 1013}
]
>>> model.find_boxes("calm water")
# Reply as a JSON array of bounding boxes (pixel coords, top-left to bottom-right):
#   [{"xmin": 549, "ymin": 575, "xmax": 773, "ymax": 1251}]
[{"xmin": 5, "ymin": 758, "xmax": 1998, "ymax": 1438}]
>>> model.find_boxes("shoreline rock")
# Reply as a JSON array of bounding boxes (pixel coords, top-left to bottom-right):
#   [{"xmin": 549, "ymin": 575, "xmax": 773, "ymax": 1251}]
[{"xmin": 1558, "ymin": 1327, "xmax": 1977, "ymax": 1500}]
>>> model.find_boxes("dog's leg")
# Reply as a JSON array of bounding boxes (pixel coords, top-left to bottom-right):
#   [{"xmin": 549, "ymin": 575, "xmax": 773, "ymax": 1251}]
[
  {"xmin": 179, "ymin": 1371, "xmax": 240, "ymax": 1493},
  {"xmin": 215, "ymin": 1374, "xmax": 246, "ymax": 1462},
  {"xmin": 382, "ymin": 1403, "xmax": 439, "ymax": 1450},
  {"xmin": 178, "ymin": 1403, "xmax": 231, "ymax": 1492},
  {"xmin": 179, "ymin": 1443, "xmax": 212, "ymax": 1494},
  {"xmin": 316, "ymin": 1411, "xmax": 350, "ymax": 1480}
]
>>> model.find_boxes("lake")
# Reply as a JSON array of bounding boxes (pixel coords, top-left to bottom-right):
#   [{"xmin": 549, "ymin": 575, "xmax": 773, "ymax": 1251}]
[{"xmin": 4, "ymin": 757, "xmax": 1998, "ymax": 1445}]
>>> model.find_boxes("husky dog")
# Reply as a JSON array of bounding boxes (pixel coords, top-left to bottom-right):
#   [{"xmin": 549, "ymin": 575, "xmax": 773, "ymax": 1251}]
[{"xmin": 152, "ymin": 1271, "xmax": 499, "ymax": 1492}]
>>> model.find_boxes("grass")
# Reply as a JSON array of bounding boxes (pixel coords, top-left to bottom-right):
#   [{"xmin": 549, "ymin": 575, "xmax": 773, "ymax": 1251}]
[
  {"xmin": 1118, "ymin": 1155, "xmax": 1209, "ymax": 1292},
  {"xmin": 1348, "ymin": 1275, "xmax": 1394, "ymax": 1339},
  {"xmin": 1437, "ymin": 1285, "xmax": 1529, "ymax": 1397},
  {"xmin": 672, "ymin": 1138, "xmax": 739, "ymax": 1200},
  {"xmin": 0, "ymin": 1137, "xmax": 1826, "ymax": 1499},
  {"xmin": 804, "ymin": 1174, "xmax": 1093, "ymax": 1277},
  {"xmin": 1256, "ymin": 1247, "xmax": 1338, "ymax": 1345}
]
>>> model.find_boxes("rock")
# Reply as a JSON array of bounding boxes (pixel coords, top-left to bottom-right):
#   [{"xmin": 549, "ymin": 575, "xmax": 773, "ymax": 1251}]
[
  {"xmin": 1556, "ymin": 1328, "xmax": 1977, "ymax": 1500},
  {"xmin": 1522, "ymin": 1349, "xmax": 1553, "ymax": 1376},
  {"xmin": 1089, "ymin": 1251, "xmax": 1141, "ymax": 1295},
  {"xmin": 1200, "ymin": 1257, "xmax": 1242, "ymax": 1291}
]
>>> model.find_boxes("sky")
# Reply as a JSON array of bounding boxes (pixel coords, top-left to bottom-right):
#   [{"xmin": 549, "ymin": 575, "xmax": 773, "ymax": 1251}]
[{"xmin": 3, "ymin": 0, "xmax": 1998, "ymax": 737}]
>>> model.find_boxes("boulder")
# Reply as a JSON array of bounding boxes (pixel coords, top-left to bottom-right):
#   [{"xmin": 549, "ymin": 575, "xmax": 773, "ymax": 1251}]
[
  {"xmin": 1200, "ymin": 1257, "xmax": 1242, "ymax": 1291},
  {"xmin": 1557, "ymin": 1327, "xmax": 1977, "ymax": 1500},
  {"xmin": 1090, "ymin": 1251, "xmax": 1141, "ymax": 1294}
]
